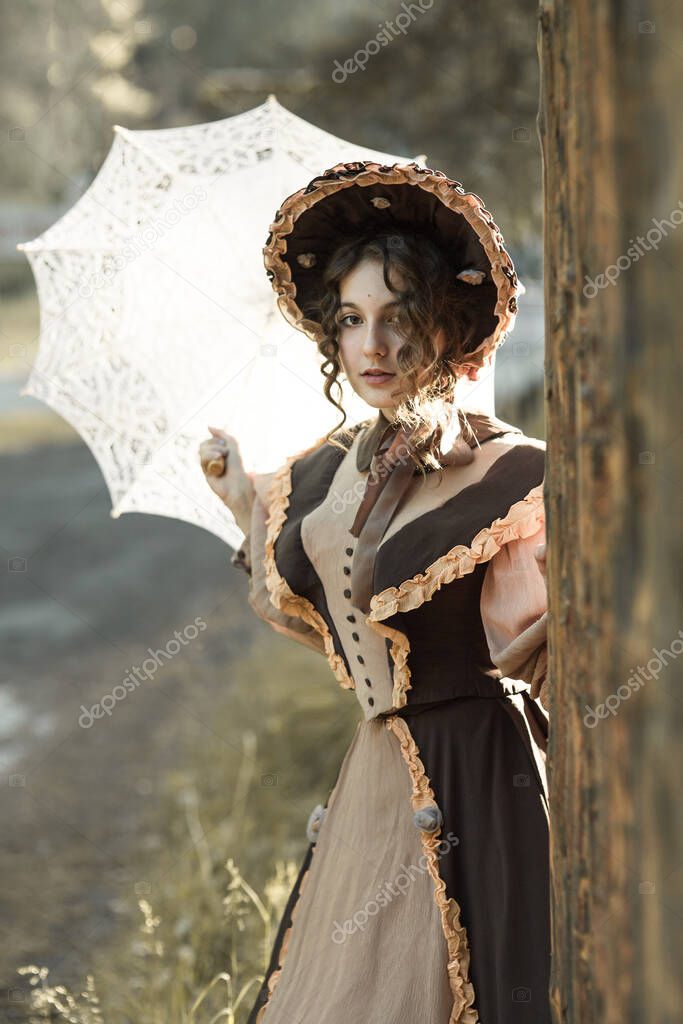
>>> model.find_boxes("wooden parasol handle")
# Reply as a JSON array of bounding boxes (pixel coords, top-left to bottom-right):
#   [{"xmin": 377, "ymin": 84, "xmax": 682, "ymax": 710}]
[{"xmin": 206, "ymin": 454, "xmax": 227, "ymax": 477}]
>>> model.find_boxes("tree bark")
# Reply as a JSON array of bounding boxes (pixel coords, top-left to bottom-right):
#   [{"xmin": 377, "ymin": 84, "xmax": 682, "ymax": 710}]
[{"xmin": 537, "ymin": 2, "xmax": 683, "ymax": 1021}]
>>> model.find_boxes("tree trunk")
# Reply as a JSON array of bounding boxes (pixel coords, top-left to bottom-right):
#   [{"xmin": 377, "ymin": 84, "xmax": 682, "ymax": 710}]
[{"xmin": 537, "ymin": 2, "xmax": 683, "ymax": 1021}]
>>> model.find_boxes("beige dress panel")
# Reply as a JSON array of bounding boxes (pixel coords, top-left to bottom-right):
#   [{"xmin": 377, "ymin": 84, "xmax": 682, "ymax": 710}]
[
  {"xmin": 258, "ymin": 717, "xmax": 454, "ymax": 1024},
  {"xmin": 301, "ymin": 435, "xmax": 397, "ymax": 719}
]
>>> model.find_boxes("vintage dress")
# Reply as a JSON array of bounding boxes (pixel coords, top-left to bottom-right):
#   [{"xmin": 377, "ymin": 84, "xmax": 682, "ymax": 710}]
[{"xmin": 237, "ymin": 410, "xmax": 551, "ymax": 1024}]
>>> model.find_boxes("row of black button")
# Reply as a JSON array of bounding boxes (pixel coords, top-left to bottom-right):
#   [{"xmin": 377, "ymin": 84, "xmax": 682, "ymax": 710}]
[{"xmin": 343, "ymin": 544, "xmax": 374, "ymax": 707}]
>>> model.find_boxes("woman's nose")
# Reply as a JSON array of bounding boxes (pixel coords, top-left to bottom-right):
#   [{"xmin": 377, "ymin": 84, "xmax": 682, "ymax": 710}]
[{"xmin": 361, "ymin": 321, "xmax": 389, "ymax": 357}]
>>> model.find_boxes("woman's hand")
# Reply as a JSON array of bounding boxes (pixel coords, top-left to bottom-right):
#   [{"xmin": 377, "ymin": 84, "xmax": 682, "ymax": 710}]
[{"xmin": 198, "ymin": 426, "xmax": 255, "ymax": 535}]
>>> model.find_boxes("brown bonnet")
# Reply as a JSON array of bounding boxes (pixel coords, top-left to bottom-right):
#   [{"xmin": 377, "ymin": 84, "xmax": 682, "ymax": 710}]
[{"xmin": 262, "ymin": 160, "xmax": 522, "ymax": 370}]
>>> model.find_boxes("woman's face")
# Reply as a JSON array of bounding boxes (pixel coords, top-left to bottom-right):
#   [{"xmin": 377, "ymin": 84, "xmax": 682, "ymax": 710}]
[{"xmin": 336, "ymin": 257, "xmax": 446, "ymax": 418}]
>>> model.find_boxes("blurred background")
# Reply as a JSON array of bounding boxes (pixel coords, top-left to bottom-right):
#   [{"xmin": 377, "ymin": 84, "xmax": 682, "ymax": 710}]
[{"xmin": 0, "ymin": 1, "xmax": 545, "ymax": 1020}]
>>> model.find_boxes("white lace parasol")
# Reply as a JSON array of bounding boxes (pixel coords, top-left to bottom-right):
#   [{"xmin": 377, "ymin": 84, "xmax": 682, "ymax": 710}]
[
  {"xmin": 17, "ymin": 96, "xmax": 428, "ymax": 549},
  {"xmin": 17, "ymin": 99, "xmax": 497, "ymax": 552}
]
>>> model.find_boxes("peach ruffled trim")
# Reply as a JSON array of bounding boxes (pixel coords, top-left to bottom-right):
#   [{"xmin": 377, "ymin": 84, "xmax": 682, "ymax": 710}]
[
  {"xmin": 365, "ymin": 616, "xmax": 413, "ymax": 709},
  {"xmin": 263, "ymin": 436, "xmax": 356, "ymax": 692},
  {"xmin": 369, "ymin": 482, "xmax": 545, "ymax": 622},
  {"xmin": 386, "ymin": 717, "xmax": 479, "ymax": 1023}
]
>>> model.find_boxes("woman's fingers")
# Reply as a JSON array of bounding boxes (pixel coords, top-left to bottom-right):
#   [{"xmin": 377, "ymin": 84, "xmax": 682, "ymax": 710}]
[
  {"xmin": 198, "ymin": 440, "xmax": 228, "ymax": 463},
  {"xmin": 198, "ymin": 429, "xmax": 253, "ymax": 504},
  {"xmin": 198, "ymin": 438, "xmax": 226, "ymax": 454},
  {"xmin": 208, "ymin": 426, "xmax": 232, "ymax": 445},
  {"xmin": 198, "ymin": 438, "xmax": 231, "ymax": 482},
  {"xmin": 205, "ymin": 427, "xmax": 239, "ymax": 456}
]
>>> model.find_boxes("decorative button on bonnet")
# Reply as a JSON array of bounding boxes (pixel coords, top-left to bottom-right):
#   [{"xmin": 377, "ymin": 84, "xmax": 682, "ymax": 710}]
[
  {"xmin": 413, "ymin": 803, "xmax": 443, "ymax": 833},
  {"xmin": 370, "ymin": 196, "xmax": 391, "ymax": 209},
  {"xmin": 296, "ymin": 252, "xmax": 317, "ymax": 268},
  {"xmin": 456, "ymin": 268, "xmax": 486, "ymax": 285},
  {"xmin": 306, "ymin": 803, "xmax": 326, "ymax": 843}
]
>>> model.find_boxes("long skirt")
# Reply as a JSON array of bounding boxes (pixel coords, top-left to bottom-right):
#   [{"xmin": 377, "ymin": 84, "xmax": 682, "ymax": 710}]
[{"xmin": 247, "ymin": 690, "xmax": 551, "ymax": 1024}]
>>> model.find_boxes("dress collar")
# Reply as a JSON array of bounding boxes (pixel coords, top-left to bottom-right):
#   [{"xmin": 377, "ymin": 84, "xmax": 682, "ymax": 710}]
[{"xmin": 355, "ymin": 408, "xmax": 522, "ymax": 473}]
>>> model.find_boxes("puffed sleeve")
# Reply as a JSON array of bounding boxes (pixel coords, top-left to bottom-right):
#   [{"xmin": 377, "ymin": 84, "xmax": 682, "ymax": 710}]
[
  {"xmin": 232, "ymin": 475, "xmax": 327, "ymax": 657},
  {"xmin": 480, "ymin": 509, "xmax": 548, "ymax": 710}
]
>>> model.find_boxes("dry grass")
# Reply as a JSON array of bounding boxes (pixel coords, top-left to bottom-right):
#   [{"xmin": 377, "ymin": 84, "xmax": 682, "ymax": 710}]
[{"xmin": 15, "ymin": 638, "xmax": 360, "ymax": 1023}]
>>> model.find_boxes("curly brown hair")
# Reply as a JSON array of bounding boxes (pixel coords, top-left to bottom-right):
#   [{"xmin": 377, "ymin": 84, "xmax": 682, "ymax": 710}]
[{"xmin": 301, "ymin": 229, "xmax": 499, "ymax": 480}]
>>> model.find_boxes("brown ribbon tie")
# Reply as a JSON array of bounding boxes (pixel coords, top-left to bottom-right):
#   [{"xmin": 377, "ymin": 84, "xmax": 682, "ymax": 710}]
[{"xmin": 349, "ymin": 428, "xmax": 416, "ymax": 614}]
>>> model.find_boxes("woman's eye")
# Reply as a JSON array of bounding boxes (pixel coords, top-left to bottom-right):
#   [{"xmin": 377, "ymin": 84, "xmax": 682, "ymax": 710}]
[{"xmin": 339, "ymin": 313, "xmax": 361, "ymax": 327}]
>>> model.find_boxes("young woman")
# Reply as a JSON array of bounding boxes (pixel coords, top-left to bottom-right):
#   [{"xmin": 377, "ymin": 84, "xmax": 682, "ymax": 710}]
[{"xmin": 199, "ymin": 162, "xmax": 550, "ymax": 1024}]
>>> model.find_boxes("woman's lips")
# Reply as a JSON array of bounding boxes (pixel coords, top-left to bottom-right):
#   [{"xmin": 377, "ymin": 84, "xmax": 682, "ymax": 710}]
[{"xmin": 362, "ymin": 372, "xmax": 395, "ymax": 387}]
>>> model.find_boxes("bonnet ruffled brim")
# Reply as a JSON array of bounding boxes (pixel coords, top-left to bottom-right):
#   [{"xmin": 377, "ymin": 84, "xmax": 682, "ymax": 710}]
[{"xmin": 263, "ymin": 160, "xmax": 521, "ymax": 370}]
